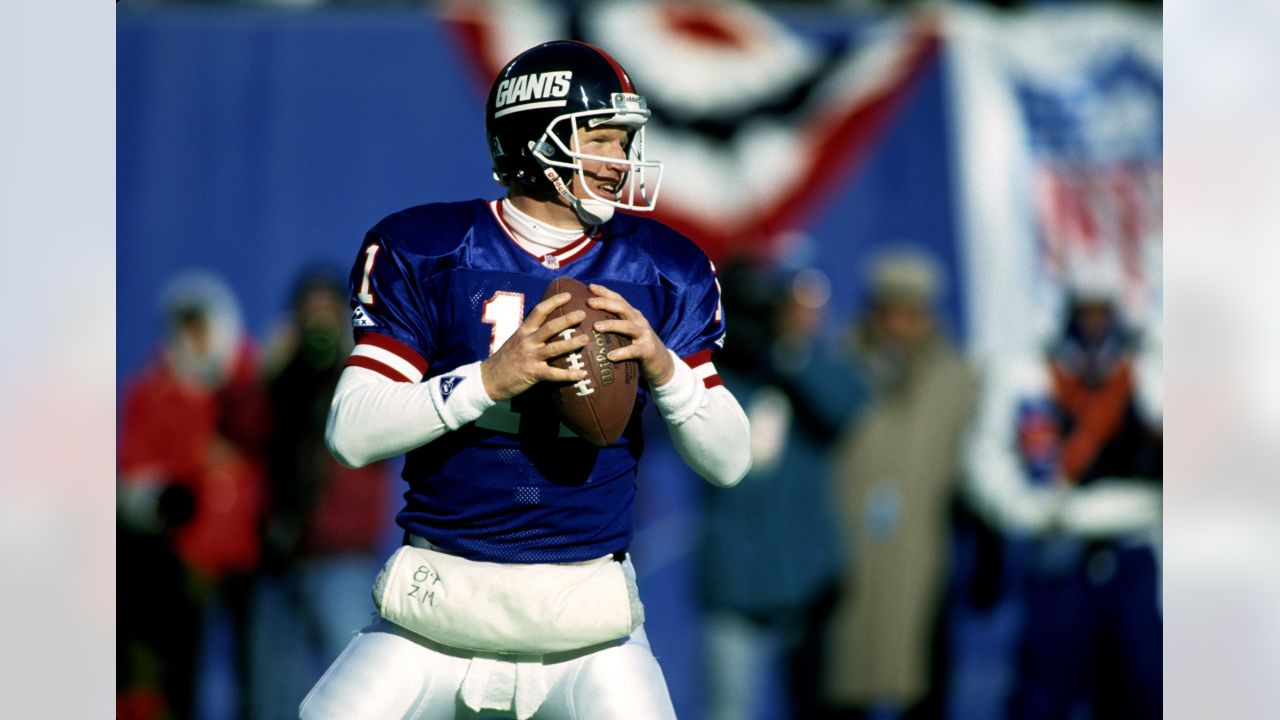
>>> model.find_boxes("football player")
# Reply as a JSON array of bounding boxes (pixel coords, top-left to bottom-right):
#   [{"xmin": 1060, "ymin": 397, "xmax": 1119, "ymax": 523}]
[{"xmin": 300, "ymin": 40, "xmax": 751, "ymax": 720}]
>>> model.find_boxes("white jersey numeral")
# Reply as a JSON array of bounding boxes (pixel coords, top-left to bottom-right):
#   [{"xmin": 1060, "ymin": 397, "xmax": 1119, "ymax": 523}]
[
  {"xmin": 475, "ymin": 290, "xmax": 576, "ymax": 438},
  {"xmin": 481, "ymin": 291, "xmax": 526, "ymax": 356},
  {"xmin": 357, "ymin": 244, "xmax": 381, "ymax": 305},
  {"xmin": 710, "ymin": 259, "xmax": 723, "ymax": 323},
  {"xmin": 476, "ymin": 291, "xmax": 527, "ymax": 434}
]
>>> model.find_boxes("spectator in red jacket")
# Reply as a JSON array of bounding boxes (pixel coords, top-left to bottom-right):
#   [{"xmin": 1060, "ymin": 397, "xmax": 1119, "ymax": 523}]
[{"xmin": 118, "ymin": 270, "xmax": 270, "ymax": 720}]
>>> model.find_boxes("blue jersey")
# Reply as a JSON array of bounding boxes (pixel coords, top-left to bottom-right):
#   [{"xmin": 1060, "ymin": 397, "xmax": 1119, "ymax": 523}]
[{"xmin": 343, "ymin": 199, "xmax": 725, "ymax": 563}]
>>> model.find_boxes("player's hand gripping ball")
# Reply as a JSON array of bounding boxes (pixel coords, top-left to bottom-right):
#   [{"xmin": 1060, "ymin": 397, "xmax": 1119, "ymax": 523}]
[{"xmin": 540, "ymin": 277, "xmax": 638, "ymax": 446}]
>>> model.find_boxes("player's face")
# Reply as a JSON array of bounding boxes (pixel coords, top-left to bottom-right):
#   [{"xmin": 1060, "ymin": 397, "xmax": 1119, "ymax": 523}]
[{"xmin": 570, "ymin": 125, "xmax": 631, "ymax": 201}]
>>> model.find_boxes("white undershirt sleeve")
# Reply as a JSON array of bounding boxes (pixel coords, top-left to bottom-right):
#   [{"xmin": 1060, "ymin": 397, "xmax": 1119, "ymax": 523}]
[
  {"xmin": 325, "ymin": 361, "xmax": 494, "ymax": 468},
  {"xmin": 328, "ymin": 349, "xmax": 751, "ymax": 487},
  {"xmin": 651, "ymin": 350, "xmax": 752, "ymax": 488}
]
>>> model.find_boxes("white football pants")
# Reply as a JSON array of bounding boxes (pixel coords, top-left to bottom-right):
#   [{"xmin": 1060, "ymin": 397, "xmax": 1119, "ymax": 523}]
[{"xmin": 299, "ymin": 617, "xmax": 677, "ymax": 720}]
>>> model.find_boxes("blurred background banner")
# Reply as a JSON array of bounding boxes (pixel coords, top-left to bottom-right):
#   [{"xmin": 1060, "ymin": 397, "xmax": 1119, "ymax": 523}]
[
  {"xmin": 446, "ymin": 0, "xmax": 940, "ymax": 261},
  {"xmin": 946, "ymin": 4, "xmax": 1162, "ymax": 364}
]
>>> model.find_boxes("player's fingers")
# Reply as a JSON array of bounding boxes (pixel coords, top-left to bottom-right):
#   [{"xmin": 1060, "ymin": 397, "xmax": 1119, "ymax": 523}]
[
  {"xmin": 587, "ymin": 283, "xmax": 623, "ymax": 300},
  {"xmin": 541, "ymin": 332, "xmax": 590, "ymax": 359},
  {"xmin": 539, "ymin": 365, "xmax": 588, "ymax": 383},
  {"xmin": 536, "ymin": 310, "xmax": 587, "ymax": 342},
  {"xmin": 602, "ymin": 343, "xmax": 644, "ymax": 362},
  {"xmin": 585, "ymin": 295, "xmax": 633, "ymax": 319},
  {"xmin": 586, "ymin": 286, "xmax": 637, "ymax": 319},
  {"xmin": 593, "ymin": 318, "xmax": 646, "ymax": 339},
  {"xmin": 523, "ymin": 292, "xmax": 572, "ymax": 330}
]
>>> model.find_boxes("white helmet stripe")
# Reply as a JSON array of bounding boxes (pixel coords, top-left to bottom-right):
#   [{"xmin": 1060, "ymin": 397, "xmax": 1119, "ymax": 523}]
[{"xmin": 493, "ymin": 99, "xmax": 568, "ymax": 119}]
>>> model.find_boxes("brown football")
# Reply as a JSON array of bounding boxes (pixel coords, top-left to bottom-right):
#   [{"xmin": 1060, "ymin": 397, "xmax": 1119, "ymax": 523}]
[{"xmin": 540, "ymin": 276, "xmax": 639, "ymax": 446}]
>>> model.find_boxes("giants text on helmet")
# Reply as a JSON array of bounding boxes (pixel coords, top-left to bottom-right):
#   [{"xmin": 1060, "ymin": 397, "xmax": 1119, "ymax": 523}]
[{"xmin": 494, "ymin": 71, "xmax": 573, "ymax": 109}]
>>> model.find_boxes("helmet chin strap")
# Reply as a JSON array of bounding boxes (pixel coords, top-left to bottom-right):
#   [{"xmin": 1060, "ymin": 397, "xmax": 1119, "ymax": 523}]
[{"xmin": 541, "ymin": 166, "xmax": 614, "ymax": 227}]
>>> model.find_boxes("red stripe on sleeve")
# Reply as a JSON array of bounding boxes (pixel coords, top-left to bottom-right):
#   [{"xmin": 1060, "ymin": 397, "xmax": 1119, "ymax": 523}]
[
  {"xmin": 345, "ymin": 355, "xmax": 413, "ymax": 384},
  {"xmin": 354, "ymin": 331, "xmax": 429, "ymax": 374},
  {"xmin": 681, "ymin": 349, "xmax": 723, "ymax": 389},
  {"xmin": 682, "ymin": 349, "xmax": 714, "ymax": 368}
]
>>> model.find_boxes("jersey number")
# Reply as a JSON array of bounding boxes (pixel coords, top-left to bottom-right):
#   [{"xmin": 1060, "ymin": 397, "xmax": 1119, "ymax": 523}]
[
  {"xmin": 476, "ymin": 291, "xmax": 526, "ymax": 433},
  {"xmin": 481, "ymin": 291, "xmax": 525, "ymax": 356},
  {"xmin": 357, "ymin": 244, "xmax": 381, "ymax": 305},
  {"xmin": 476, "ymin": 291, "xmax": 574, "ymax": 437}
]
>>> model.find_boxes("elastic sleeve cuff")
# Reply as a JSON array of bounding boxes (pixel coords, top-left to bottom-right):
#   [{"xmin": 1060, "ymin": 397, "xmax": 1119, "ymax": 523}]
[
  {"xmin": 651, "ymin": 350, "xmax": 707, "ymax": 426},
  {"xmin": 427, "ymin": 361, "xmax": 495, "ymax": 430}
]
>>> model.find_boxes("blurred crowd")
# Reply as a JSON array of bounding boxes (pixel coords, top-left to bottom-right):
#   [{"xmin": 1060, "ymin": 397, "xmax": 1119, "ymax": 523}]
[
  {"xmin": 116, "ymin": 243, "xmax": 1160, "ymax": 720},
  {"xmin": 117, "ymin": 267, "xmax": 393, "ymax": 720},
  {"xmin": 693, "ymin": 245, "xmax": 1161, "ymax": 720}
]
